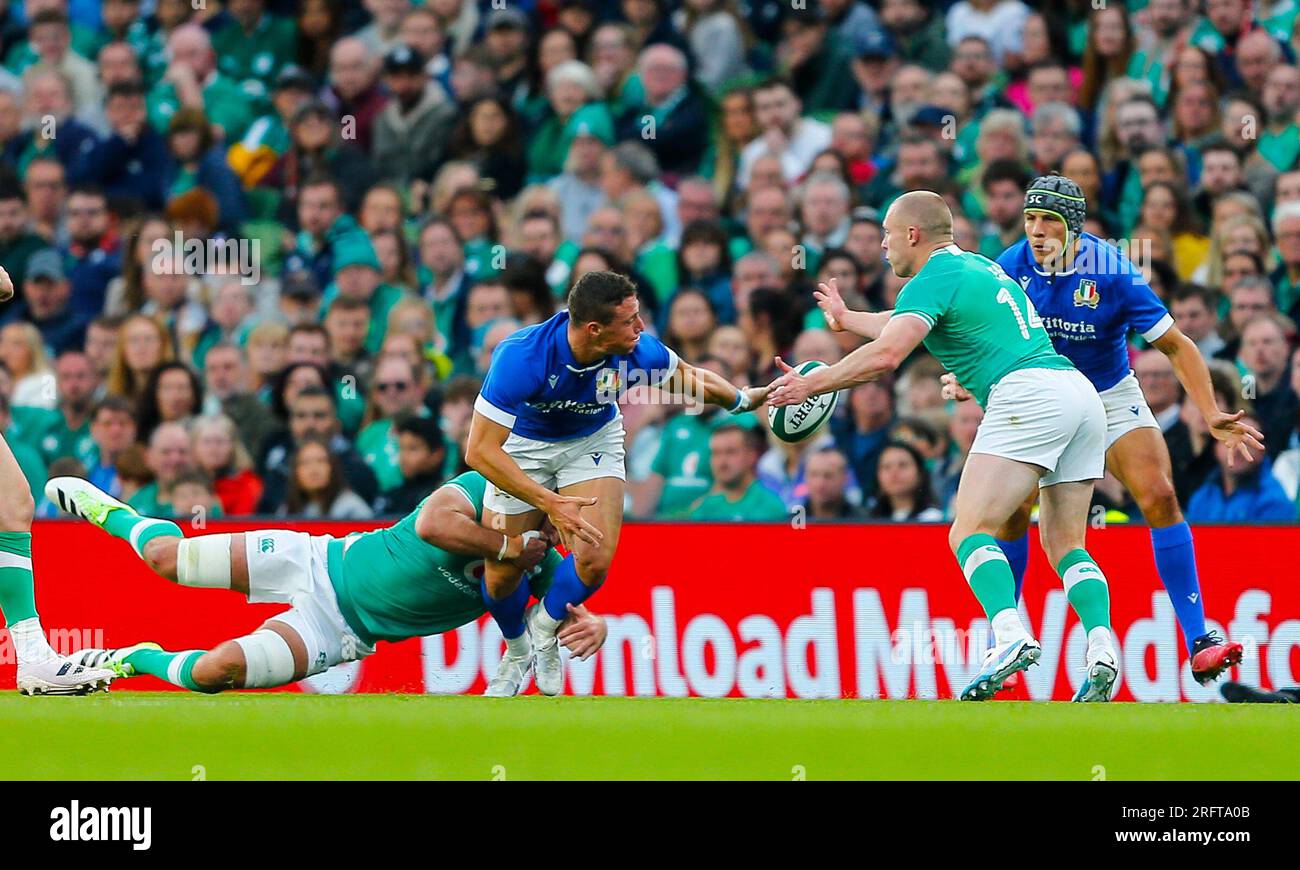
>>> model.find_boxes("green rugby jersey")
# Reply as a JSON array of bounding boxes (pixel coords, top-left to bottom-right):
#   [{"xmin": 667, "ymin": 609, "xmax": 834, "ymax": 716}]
[
  {"xmin": 891, "ymin": 245, "xmax": 1074, "ymax": 407},
  {"xmin": 328, "ymin": 471, "xmax": 559, "ymax": 645}
]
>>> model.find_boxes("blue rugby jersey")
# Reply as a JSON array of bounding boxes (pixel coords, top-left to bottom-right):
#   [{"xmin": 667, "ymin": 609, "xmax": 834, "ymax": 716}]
[
  {"xmin": 996, "ymin": 233, "xmax": 1174, "ymax": 393},
  {"xmin": 475, "ymin": 311, "xmax": 678, "ymax": 441}
]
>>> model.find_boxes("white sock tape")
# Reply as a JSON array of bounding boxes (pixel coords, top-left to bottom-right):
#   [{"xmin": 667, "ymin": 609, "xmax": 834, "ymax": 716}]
[
  {"xmin": 233, "ymin": 630, "xmax": 296, "ymax": 688},
  {"xmin": 176, "ymin": 535, "xmax": 233, "ymax": 589}
]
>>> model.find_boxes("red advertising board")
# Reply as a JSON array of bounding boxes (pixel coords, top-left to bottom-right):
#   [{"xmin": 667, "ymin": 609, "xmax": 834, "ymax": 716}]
[{"xmin": 1, "ymin": 520, "xmax": 1297, "ymax": 701}]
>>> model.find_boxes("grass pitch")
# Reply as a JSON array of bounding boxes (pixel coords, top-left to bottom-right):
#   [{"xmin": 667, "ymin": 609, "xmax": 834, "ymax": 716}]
[{"xmin": 0, "ymin": 693, "xmax": 1294, "ymax": 780}]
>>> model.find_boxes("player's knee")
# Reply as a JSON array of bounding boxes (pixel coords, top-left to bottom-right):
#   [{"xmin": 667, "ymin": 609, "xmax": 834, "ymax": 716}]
[
  {"xmin": 142, "ymin": 537, "xmax": 180, "ymax": 580},
  {"xmin": 0, "ymin": 487, "xmax": 34, "ymax": 532},
  {"xmin": 1136, "ymin": 479, "xmax": 1182, "ymax": 527},
  {"xmin": 574, "ymin": 551, "xmax": 611, "ymax": 589},
  {"xmin": 189, "ymin": 644, "xmax": 244, "ymax": 693}
]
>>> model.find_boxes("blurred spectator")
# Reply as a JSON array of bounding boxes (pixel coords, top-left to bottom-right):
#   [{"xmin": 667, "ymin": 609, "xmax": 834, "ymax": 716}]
[
  {"xmin": 23, "ymin": 156, "xmax": 65, "ymax": 240},
  {"xmin": 61, "ymin": 185, "xmax": 121, "ymax": 320},
  {"xmin": 85, "ymin": 395, "xmax": 137, "ymax": 496},
  {"xmin": 82, "ymin": 82, "xmax": 168, "ymax": 211},
  {"xmin": 1187, "ymin": 413, "xmax": 1292, "ymax": 522},
  {"xmin": 167, "ymin": 468, "xmax": 222, "ymax": 521},
  {"xmin": 137, "ymin": 359, "xmax": 202, "ymax": 442},
  {"xmin": 0, "ymin": 183, "xmax": 49, "ymax": 299},
  {"xmin": 833, "ymin": 378, "xmax": 896, "ymax": 500},
  {"xmin": 161, "ymin": 108, "xmax": 247, "ymax": 234},
  {"xmin": 39, "ymin": 348, "xmax": 98, "ymax": 466},
  {"xmin": 356, "ymin": 353, "xmax": 429, "ymax": 493},
  {"xmin": 258, "ymin": 383, "xmax": 379, "ymax": 512},
  {"xmin": 147, "ymin": 24, "xmax": 254, "ymax": 143},
  {"xmin": 191, "ymin": 413, "xmax": 262, "ymax": 516},
  {"xmin": 0, "ymin": 392, "xmax": 46, "ymax": 497},
  {"xmin": 12, "ymin": 247, "xmax": 85, "ymax": 354},
  {"xmin": 739, "ymin": 77, "xmax": 831, "ymax": 189},
  {"xmin": 127, "ymin": 420, "xmax": 194, "ymax": 514},
  {"xmin": 0, "ymin": 321, "xmax": 55, "ymax": 408},
  {"xmin": 373, "ymin": 412, "xmax": 446, "ymax": 516},
  {"xmin": 1170, "ymin": 285, "xmax": 1226, "ymax": 359},
  {"xmin": 281, "ymin": 436, "xmax": 374, "ymax": 519},
  {"xmin": 688, "ymin": 422, "xmax": 788, "ymax": 520},
  {"xmin": 801, "ymin": 445, "xmax": 865, "ymax": 520},
  {"xmin": 868, "ymin": 440, "xmax": 944, "ymax": 521},
  {"xmin": 1240, "ymin": 314, "xmax": 1299, "ymax": 455},
  {"xmin": 373, "ymin": 43, "xmax": 457, "ymax": 188}
]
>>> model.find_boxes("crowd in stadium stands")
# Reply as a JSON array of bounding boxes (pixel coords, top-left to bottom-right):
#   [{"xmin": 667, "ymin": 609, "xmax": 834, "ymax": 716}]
[{"xmin": 0, "ymin": 0, "xmax": 1298, "ymax": 524}]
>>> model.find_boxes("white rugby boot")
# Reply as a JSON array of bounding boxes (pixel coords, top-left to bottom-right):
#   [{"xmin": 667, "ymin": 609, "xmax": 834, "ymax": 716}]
[
  {"xmin": 526, "ymin": 603, "xmax": 564, "ymax": 696},
  {"xmin": 485, "ymin": 641, "xmax": 534, "ymax": 697}
]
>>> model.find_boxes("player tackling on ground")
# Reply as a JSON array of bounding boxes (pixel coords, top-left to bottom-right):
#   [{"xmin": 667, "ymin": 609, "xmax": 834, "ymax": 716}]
[
  {"xmin": 0, "ymin": 266, "xmax": 115, "ymax": 695},
  {"xmin": 466, "ymin": 270, "xmax": 769, "ymax": 696},
  {"xmin": 770, "ymin": 191, "xmax": 1119, "ymax": 701},
  {"xmin": 45, "ymin": 472, "xmax": 607, "ymax": 691},
  {"xmin": 950, "ymin": 175, "xmax": 1256, "ymax": 684}
]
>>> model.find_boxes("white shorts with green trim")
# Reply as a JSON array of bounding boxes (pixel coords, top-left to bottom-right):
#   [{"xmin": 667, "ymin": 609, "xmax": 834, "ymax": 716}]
[
  {"xmin": 970, "ymin": 367, "xmax": 1106, "ymax": 487},
  {"xmin": 1098, "ymin": 372, "xmax": 1160, "ymax": 449},
  {"xmin": 483, "ymin": 417, "xmax": 627, "ymax": 516},
  {"xmin": 244, "ymin": 530, "xmax": 375, "ymax": 676}
]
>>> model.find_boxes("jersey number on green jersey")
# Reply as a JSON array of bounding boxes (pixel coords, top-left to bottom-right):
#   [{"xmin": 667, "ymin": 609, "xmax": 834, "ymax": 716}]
[{"xmin": 989, "ymin": 265, "xmax": 1043, "ymax": 340}]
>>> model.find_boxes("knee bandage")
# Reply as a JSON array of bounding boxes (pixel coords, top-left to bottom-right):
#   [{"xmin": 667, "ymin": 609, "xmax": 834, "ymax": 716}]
[
  {"xmin": 176, "ymin": 535, "xmax": 233, "ymax": 589},
  {"xmin": 233, "ymin": 630, "xmax": 296, "ymax": 688}
]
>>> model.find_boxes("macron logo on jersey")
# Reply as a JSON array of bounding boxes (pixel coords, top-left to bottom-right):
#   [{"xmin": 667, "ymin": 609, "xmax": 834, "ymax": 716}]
[{"xmin": 548, "ymin": 375, "xmax": 558, "ymax": 389}]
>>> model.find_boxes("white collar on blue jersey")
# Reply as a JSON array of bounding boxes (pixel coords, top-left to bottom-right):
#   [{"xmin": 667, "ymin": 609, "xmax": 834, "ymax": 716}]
[{"xmin": 555, "ymin": 312, "xmax": 610, "ymax": 373}]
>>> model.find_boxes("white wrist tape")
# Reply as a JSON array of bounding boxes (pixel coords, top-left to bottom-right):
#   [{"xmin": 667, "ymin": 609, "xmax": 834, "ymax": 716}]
[
  {"xmin": 729, "ymin": 389, "xmax": 753, "ymax": 414},
  {"xmin": 497, "ymin": 534, "xmax": 510, "ymax": 561}
]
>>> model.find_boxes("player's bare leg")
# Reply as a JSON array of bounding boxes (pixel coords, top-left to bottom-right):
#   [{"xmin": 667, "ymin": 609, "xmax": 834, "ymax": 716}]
[
  {"xmin": 947, "ymin": 454, "xmax": 1045, "ymax": 700},
  {"xmin": 47, "ymin": 477, "xmax": 315, "ymax": 692},
  {"xmin": 1037, "ymin": 480, "xmax": 1118, "ymax": 702},
  {"xmin": 527, "ymin": 475, "xmax": 624, "ymax": 696},
  {"xmin": 0, "ymin": 450, "xmax": 115, "ymax": 694},
  {"xmin": 1106, "ymin": 427, "xmax": 1241, "ymax": 683},
  {"xmin": 480, "ymin": 506, "xmax": 546, "ymax": 696}
]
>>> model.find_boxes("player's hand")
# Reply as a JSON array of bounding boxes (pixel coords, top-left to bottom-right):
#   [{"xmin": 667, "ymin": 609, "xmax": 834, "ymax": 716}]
[
  {"xmin": 505, "ymin": 531, "xmax": 548, "ymax": 572},
  {"xmin": 537, "ymin": 517, "xmax": 562, "ymax": 548},
  {"xmin": 741, "ymin": 384, "xmax": 770, "ymax": 409},
  {"xmin": 1207, "ymin": 410, "xmax": 1265, "ymax": 467},
  {"xmin": 766, "ymin": 356, "xmax": 813, "ymax": 407},
  {"xmin": 814, "ymin": 278, "xmax": 848, "ymax": 332},
  {"xmin": 557, "ymin": 603, "xmax": 607, "ymax": 660},
  {"xmin": 0, "ymin": 265, "xmax": 12, "ymax": 303},
  {"xmin": 546, "ymin": 494, "xmax": 603, "ymax": 549},
  {"xmin": 940, "ymin": 372, "xmax": 973, "ymax": 402}
]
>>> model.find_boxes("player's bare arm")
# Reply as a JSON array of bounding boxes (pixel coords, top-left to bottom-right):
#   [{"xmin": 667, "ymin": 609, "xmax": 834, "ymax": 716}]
[
  {"xmin": 814, "ymin": 277, "xmax": 892, "ymax": 339},
  {"xmin": 666, "ymin": 358, "xmax": 770, "ymax": 412},
  {"xmin": 465, "ymin": 411, "xmax": 603, "ymax": 547},
  {"xmin": 1149, "ymin": 326, "xmax": 1264, "ymax": 465},
  {"xmin": 767, "ymin": 314, "xmax": 931, "ymax": 406},
  {"xmin": 414, "ymin": 484, "xmax": 549, "ymax": 571}
]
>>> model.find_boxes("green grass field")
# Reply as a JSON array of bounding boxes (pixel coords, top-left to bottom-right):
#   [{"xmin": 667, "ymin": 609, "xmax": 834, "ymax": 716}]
[{"xmin": 0, "ymin": 693, "xmax": 1294, "ymax": 780}]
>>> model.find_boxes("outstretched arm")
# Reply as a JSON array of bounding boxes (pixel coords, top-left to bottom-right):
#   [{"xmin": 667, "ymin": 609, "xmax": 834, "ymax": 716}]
[
  {"xmin": 767, "ymin": 314, "xmax": 930, "ymax": 406},
  {"xmin": 1151, "ymin": 326, "xmax": 1264, "ymax": 466},
  {"xmin": 815, "ymin": 277, "xmax": 892, "ymax": 339},
  {"xmin": 664, "ymin": 359, "xmax": 771, "ymax": 413},
  {"xmin": 414, "ymin": 483, "xmax": 549, "ymax": 571}
]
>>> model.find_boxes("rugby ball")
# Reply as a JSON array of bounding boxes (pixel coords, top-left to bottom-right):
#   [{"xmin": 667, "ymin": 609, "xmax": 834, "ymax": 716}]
[{"xmin": 767, "ymin": 360, "xmax": 838, "ymax": 443}]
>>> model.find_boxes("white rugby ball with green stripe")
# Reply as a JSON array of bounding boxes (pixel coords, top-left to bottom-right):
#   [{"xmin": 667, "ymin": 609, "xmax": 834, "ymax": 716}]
[{"xmin": 767, "ymin": 360, "xmax": 838, "ymax": 443}]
